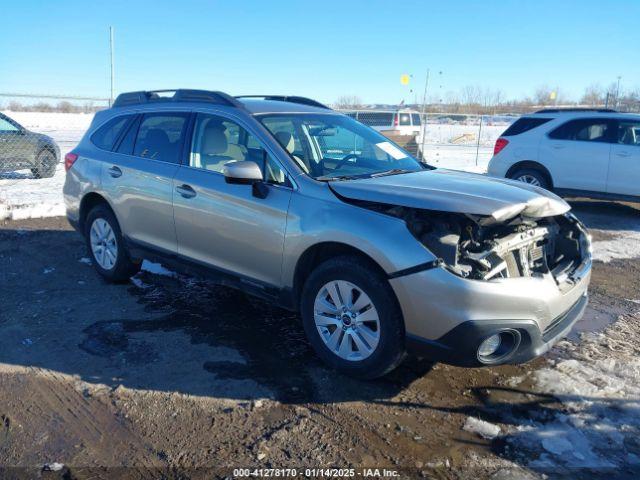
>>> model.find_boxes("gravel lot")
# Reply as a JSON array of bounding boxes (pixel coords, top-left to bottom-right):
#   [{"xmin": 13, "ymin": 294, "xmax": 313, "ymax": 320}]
[{"xmin": 0, "ymin": 201, "xmax": 639, "ymax": 479}]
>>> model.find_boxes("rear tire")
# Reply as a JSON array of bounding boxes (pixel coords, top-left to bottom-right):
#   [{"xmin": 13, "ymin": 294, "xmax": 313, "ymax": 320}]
[
  {"xmin": 300, "ymin": 256, "xmax": 405, "ymax": 379},
  {"xmin": 31, "ymin": 149, "xmax": 58, "ymax": 179},
  {"xmin": 509, "ymin": 167, "xmax": 550, "ymax": 190},
  {"xmin": 85, "ymin": 204, "xmax": 141, "ymax": 283}
]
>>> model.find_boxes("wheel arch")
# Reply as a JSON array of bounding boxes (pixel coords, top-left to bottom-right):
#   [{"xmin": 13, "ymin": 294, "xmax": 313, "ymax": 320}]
[
  {"xmin": 79, "ymin": 192, "xmax": 117, "ymax": 233},
  {"xmin": 506, "ymin": 161, "xmax": 554, "ymax": 189},
  {"xmin": 292, "ymin": 241, "xmax": 392, "ymax": 310}
]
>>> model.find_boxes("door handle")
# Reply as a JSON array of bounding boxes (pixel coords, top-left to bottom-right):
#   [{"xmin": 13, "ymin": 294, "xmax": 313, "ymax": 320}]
[
  {"xmin": 616, "ymin": 151, "xmax": 631, "ymax": 157},
  {"xmin": 176, "ymin": 184, "xmax": 196, "ymax": 199},
  {"xmin": 107, "ymin": 166, "xmax": 122, "ymax": 178},
  {"xmin": 551, "ymin": 144, "xmax": 565, "ymax": 150}
]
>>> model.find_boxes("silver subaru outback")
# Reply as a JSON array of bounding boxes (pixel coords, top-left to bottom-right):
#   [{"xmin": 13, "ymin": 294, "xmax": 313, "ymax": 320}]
[{"xmin": 63, "ymin": 90, "xmax": 591, "ymax": 378}]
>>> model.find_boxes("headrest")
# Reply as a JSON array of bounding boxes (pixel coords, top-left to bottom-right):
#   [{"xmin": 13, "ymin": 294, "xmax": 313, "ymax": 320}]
[
  {"xmin": 202, "ymin": 124, "xmax": 228, "ymax": 155},
  {"xmin": 275, "ymin": 131, "xmax": 295, "ymax": 153},
  {"xmin": 144, "ymin": 128, "xmax": 170, "ymax": 146}
]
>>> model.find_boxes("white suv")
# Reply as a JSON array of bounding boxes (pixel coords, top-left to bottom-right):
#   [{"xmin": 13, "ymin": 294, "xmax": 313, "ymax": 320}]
[{"xmin": 487, "ymin": 109, "xmax": 640, "ymax": 201}]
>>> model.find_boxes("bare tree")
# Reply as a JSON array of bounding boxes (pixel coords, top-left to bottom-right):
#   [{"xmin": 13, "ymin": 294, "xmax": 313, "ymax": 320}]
[
  {"xmin": 581, "ymin": 83, "xmax": 605, "ymax": 106},
  {"xmin": 532, "ymin": 85, "xmax": 561, "ymax": 106},
  {"xmin": 334, "ymin": 95, "xmax": 363, "ymax": 109}
]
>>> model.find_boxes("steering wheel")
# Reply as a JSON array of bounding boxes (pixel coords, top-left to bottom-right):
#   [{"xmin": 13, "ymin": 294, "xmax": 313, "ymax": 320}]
[{"xmin": 333, "ymin": 153, "xmax": 359, "ymax": 171}]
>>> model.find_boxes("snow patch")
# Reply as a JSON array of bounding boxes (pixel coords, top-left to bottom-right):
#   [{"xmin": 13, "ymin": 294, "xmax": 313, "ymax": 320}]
[
  {"xmin": 141, "ymin": 260, "xmax": 175, "ymax": 277},
  {"xmin": 463, "ymin": 416, "xmax": 501, "ymax": 439},
  {"xmin": 591, "ymin": 230, "xmax": 640, "ymax": 263},
  {"xmin": 504, "ymin": 314, "xmax": 640, "ymax": 469}
]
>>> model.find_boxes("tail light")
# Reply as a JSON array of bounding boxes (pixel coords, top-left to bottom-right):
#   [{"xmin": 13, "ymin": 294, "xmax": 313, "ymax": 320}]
[
  {"xmin": 64, "ymin": 152, "xmax": 78, "ymax": 171},
  {"xmin": 494, "ymin": 138, "xmax": 509, "ymax": 156},
  {"xmin": 393, "ymin": 115, "xmax": 398, "ymax": 126}
]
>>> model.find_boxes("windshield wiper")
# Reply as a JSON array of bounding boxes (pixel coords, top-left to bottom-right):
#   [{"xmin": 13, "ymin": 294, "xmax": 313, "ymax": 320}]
[
  {"xmin": 370, "ymin": 168, "xmax": 414, "ymax": 178},
  {"xmin": 316, "ymin": 174, "xmax": 360, "ymax": 181}
]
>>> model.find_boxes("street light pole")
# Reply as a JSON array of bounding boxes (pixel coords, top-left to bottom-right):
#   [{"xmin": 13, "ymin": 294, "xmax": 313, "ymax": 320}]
[
  {"xmin": 419, "ymin": 69, "xmax": 430, "ymax": 162},
  {"xmin": 615, "ymin": 76, "xmax": 622, "ymax": 108},
  {"xmin": 109, "ymin": 26, "xmax": 115, "ymax": 107}
]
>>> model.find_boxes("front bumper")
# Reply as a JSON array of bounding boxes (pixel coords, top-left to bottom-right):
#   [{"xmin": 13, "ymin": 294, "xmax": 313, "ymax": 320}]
[
  {"xmin": 405, "ymin": 293, "xmax": 588, "ymax": 367},
  {"xmin": 390, "ymin": 255, "xmax": 591, "ymax": 367}
]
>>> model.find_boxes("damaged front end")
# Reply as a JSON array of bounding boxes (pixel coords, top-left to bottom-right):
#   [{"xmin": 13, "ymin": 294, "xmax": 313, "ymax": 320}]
[{"xmin": 355, "ymin": 200, "xmax": 591, "ymax": 288}]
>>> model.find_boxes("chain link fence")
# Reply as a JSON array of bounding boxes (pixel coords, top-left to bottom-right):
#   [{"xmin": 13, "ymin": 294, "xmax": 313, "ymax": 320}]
[
  {"xmin": 0, "ymin": 94, "xmax": 108, "ymax": 219},
  {"xmin": 337, "ymin": 109, "xmax": 519, "ymax": 172}
]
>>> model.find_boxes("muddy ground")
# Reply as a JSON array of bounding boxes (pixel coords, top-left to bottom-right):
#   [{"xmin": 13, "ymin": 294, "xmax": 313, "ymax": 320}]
[{"xmin": 0, "ymin": 201, "xmax": 639, "ymax": 479}]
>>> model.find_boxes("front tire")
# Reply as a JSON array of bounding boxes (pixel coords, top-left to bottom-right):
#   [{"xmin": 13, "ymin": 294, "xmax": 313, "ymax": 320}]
[
  {"xmin": 509, "ymin": 167, "xmax": 550, "ymax": 190},
  {"xmin": 300, "ymin": 256, "xmax": 405, "ymax": 379},
  {"xmin": 85, "ymin": 204, "xmax": 141, "ymax": 282}
]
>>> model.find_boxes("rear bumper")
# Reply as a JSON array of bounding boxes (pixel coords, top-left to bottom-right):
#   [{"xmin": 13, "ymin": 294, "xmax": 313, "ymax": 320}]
[{"xmin": 405, "ymin": 292, "xmax": 588, "ymax": 367}]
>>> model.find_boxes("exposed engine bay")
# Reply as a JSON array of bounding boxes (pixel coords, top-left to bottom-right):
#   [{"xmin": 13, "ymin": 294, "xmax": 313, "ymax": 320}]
[{"xmin": 350, "ymin": 199, "xmax": 589, "ymax": 284}]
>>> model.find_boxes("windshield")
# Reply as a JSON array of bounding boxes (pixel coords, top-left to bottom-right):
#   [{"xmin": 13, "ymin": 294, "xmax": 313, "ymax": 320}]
[{"xmin": 258, "ymin": 113, "xmax": 424, "ymax": 180}]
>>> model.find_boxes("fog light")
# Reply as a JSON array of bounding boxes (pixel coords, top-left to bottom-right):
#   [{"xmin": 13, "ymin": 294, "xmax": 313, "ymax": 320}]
[{"xmin": 478, "ymin": 334, "xmax": 502, "ymax": 357}]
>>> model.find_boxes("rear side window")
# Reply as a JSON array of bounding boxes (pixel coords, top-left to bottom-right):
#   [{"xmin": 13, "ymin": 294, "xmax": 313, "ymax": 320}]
[
  {"xmin": 501, "ymin": 117, "xmax": 551, "ymax": 136},
  {"xmin": 398, "ymin": 113, "xmax": 411, "ymax": 126},
  {"xmin": 549, "ymin": 118, "xmax": 615, "ymax": 143},
  {"xmin": 132, "ymin": 113, "xmax": 189, "ymax": 163},
  {"xmin": 411, "ymin": 113, "xmax": 422, "ymax": 126},
  {"xmin": 91, "ymin": 115, "xmax": 132, "ymax": 150},
  {"xmin": 358, "ymin": 112, "xmax": 393, "ymax": 127}
]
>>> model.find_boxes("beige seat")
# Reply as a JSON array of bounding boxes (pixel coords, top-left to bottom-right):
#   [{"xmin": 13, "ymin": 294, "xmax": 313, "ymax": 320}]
[
  {"xmin": 197, "ymin": 123, "xmax": 247, "ymax": 172},
  {"xmin": 274, "ymin": 131, "xmax": 310, "ymax": 173}
]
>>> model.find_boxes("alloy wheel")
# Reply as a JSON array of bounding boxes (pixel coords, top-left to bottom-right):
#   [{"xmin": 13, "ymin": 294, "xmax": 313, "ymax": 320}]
[
  {"xmin": 516, "ymin": 174, "xmax": 542, "ymax": 186},
  {"xmin": 89, "ymin": 218, "xmax": 118, "ymax": 270},
  {"xmin": 313, "ymin": 280, "xmax": 380, "ymax": 361}
]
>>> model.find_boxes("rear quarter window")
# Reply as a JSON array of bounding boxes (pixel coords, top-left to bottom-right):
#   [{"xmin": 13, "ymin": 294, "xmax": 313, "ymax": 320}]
[
  {"xmin": 501, "ymin": 117, "xmax": 552, "ymax": 136},
  {"xmin": 90, "ymin": 115, "xmax": 133, "ymax": 150}
]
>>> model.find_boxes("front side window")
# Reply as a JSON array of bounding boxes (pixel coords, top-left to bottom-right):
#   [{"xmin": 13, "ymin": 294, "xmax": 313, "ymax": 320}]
[
  {"xmin": 618, "ymin": 121, "xmax": 640, "ymax": 146},
  {"xmin": 189, "ymin": 113, "xmax": 287, "ymax": 184},
  {"xmin": 133, "ymin": 113, "xmax": 188, "ymax": 163},
  {"xmin": 259, "ymin": 113, "xmax": 424, "ymax": 180},
  {"xmin": 0, "ymin": 116, "xmax": 20, "ymax": 133},
  {"xmin": 549, "ymin": 118, "xmax": 614, "ymax": 143}
]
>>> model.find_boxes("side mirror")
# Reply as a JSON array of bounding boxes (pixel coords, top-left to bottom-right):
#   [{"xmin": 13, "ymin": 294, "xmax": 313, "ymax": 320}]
[
  {"xmin": 223, "ymin": 160, "xmax": 269, "ymax": 199},
  {"xmin": 223, "ymin": 160, "xmax": 263, "ymax": 185}
]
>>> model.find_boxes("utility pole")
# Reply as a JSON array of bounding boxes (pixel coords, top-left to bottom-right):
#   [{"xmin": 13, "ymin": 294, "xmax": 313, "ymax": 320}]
[
  {"xmin": 615, "ymin": 76, "xmax": 622, "ymax": 108},
  {"xmin": 109, "ymin": 26, "xmax": 115, "ymax": 106},
  {"xmin": 419, "ymin": 69, "xmax": 430, "ymax": 162}
]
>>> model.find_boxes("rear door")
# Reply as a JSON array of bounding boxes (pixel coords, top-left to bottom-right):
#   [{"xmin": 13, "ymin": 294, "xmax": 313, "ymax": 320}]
[
  {"xmin": 540, "ymin": 117, "xmax": 615, "ymax": 192},
  {"xmin": 607, "ymin": 119, "xmax": 640, "ymax": 196},
  {"xmin": 101, "ymin": 111, "xmax": 189, "ymax": 253},
  {"xmin": 172, "ymin": 111, "xmax": 292, "ymax": 286}
]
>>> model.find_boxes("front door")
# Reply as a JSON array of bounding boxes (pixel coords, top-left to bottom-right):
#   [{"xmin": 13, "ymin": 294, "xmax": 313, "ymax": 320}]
[{"xmin": 172, "ymin": 112, "xmax": 292, "ymax": 287}]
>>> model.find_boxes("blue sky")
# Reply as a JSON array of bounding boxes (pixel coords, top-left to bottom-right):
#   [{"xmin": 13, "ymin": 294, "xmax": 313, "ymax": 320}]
[{"xmin": 1, "ymin": 0, "xmax": 638, "ymax": 104}]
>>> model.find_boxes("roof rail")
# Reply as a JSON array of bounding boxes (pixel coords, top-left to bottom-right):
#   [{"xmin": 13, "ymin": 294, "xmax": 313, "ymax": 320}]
[
  {"xmin": 534, "ymin": 108, "xmax": 618, "ymax": 114},
  {"xmin": 235, "ymin": 95, "xmax": 331, "ymax": 110},
  {"xmin": 112, "ymin": 89, "xmax": 244, "ymax": 108}
]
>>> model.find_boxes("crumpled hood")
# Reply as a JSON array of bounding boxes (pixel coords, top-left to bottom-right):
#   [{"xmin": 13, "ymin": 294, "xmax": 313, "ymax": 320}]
[{"xmin": 330, "ymin": 169, "xmax": 570, "ymax": 222}]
